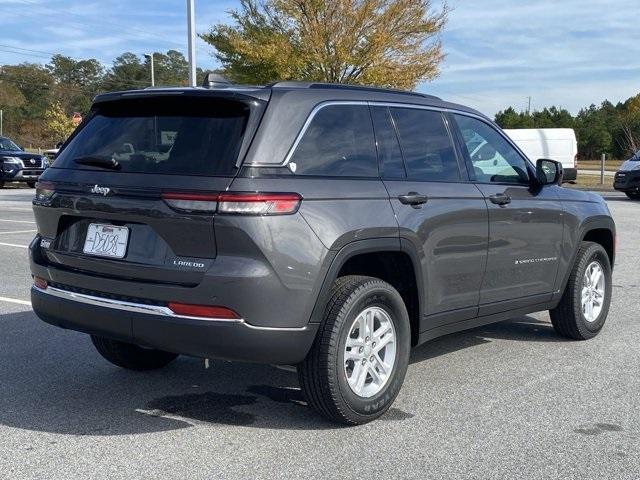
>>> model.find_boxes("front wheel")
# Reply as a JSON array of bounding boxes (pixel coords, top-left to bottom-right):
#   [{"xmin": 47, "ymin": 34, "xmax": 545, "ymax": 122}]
[
  {"xmin": 298, "ymin": 275, "xmax": 411, "ymax": 425},
  {"xmin": 91, "ymin": 335, "xmax": 178, "ymax": 371},
  {"xmin": 27, "ymin": 181, "xmax": 36, "ymax": 188},
  {"xmin": 625, "ymin": 191, "xmax": 640, "ymax": 200},
  {"xmin": 550, "ymin": 242, "xmax": 612, "ymax": 340}
]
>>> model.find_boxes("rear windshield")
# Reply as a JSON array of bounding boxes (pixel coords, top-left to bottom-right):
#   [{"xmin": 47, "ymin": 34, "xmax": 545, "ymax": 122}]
[{"xmin": 54, "ymin": 96, "xmax": 250, "ymax": 176}]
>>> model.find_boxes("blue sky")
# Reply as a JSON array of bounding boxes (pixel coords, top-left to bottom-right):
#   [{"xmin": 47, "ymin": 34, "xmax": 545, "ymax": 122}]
[{"xmin": 1, "ymin": 0, "xmax": 639, "ymax": 116}]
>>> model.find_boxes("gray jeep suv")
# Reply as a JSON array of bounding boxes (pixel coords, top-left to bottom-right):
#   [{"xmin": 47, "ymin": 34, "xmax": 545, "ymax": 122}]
[{"xmin": 30, "ymin": 78, "xmax": 615, "ymax": 424}]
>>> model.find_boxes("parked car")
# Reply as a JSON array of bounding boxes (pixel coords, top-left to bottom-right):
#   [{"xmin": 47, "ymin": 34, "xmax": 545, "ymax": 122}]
[
  {"xmin": 504, "ymin": 128, "xmax": 578, "ymax": 182},
  {"xmin": 613, "ymin": 149, "xmax": 640, "ymax": 199},
  {"xmin": 0, "ymin": 136, "xmax": 49, "ymax": 188},
  {"xmin": 30, "ymin": 78, "xmax": 615, "ymax": 425},
  {"xmin": 43, "ymin": 142, "xmax": 64, "ymax": 162}
]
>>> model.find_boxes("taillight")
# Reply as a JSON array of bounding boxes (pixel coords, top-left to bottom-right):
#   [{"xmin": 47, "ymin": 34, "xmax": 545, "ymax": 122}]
[
  {"xmin": 35, "ymin": 181, "xmax": 55, "ymax": 202},
  {"xmin": 33, "ymin": 276, "xmax": 48, "ymax": 289},
  {"xmin": 161, "ymin": 192, "xmax": 219, "ymax": 213},
  {"xmin": 168, "ymin": 302, "xmax": 240, "ymax": 319},
  {"xmin": 218, "ymin": 192, "xmax": 302, "ymax": 215},
  {"xmin": 161, "ymin": 192, "xmax": 302, "ymax": 215},
  {"xmin": 574, "ymin": 154, "xmax": 578, "ymax": 168}
]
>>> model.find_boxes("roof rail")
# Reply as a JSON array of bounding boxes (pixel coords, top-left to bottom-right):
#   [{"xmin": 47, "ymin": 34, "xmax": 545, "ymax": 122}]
[
  {"xmin": 310, "ymin": 83, "xmax": 440, "ymax": 100},
  {"xmin": 267, "ymin": 81, "xmax": 439, "ymax": 100},
  {"xmin": 266, "ymin": 81, "xmax": 312, "ymax": 89}
]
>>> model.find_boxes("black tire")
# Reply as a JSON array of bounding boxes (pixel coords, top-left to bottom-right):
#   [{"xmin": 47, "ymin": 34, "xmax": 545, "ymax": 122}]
[
  {"xmin": 0, "ymin": 181, "xmax": 4, "ymax": 189},
  {"xmin": 26, "ymin": 181, "xmax": 36, "ymax": 188},
  {"xmin": 91, "ymin": 335, "xmax": 178, "ymax": 371},
  {"xmin": 298, "ymin": 275, "xmax": 411, "ymax": 425},
  {"xmin": 625, "ymin": 191, "xmax": 640, "ymax": 200},
  {"xmin": 550, "ymin": 242, "xmax": 612, "ymax": 340}
]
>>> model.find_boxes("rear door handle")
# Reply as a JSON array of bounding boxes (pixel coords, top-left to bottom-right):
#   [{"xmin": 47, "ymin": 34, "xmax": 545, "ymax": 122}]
[
  {"xmin": 488, "ymin": 193, "xmax": 511, "ymax": 206},
  {"xmin": 398, "ymin": 192, "xmax": 429, "ymax": 208}
]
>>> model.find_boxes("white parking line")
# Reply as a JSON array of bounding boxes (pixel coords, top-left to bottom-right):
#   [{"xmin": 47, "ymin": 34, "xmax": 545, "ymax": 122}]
[
  {"xmin": 0, "ymin": 219, "xmax": 36, "ymax": 224},
  {"xmin": 0, "ymin": 242, "xmax": 28, "ymax": 249},
  {"xmin": 0, "ymin": 296, "xmax": 31, "ymax": 306},
  {"xmin": 0, "ymin": 230, "xmax": 36, "ymax": 235}
]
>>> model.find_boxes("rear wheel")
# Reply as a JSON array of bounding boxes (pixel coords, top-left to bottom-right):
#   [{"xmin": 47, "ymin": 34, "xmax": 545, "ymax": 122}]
[
  {"xmin": 550, "ymin": 242, "xmax": 612, "ymax": 340},
  {"xmin": 298, "ymin": 275, "xmax": 411, "ymax": 425},
  {"xmin": 26, "ymin": 181, "xmax": 36, "ymax": 188},
  {"xmin": 91, "ymin": 335, "xmax": 178, "ymax": 371},
  {"xmin": 625, "ymin": 191, "xmax": 640, "ymax": 200},
  {"xmin": 0, "ymin": 181, "xmax": 4, "ymax": 189}
]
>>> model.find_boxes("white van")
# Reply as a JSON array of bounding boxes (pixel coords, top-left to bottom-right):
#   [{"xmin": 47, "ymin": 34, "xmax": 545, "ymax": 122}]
[{"xmin": 504, "ymin": 128, "xmax": 578, "ymax": 182}]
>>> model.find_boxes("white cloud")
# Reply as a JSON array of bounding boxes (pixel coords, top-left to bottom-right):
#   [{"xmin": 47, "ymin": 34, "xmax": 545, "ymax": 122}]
[
  {"xmin": 423, "ymin": 0, "xmax": 640, "ymax": 115},
  {"xmin": 1, "ymin": 0, "xmax": 638, "ymax": 113}
]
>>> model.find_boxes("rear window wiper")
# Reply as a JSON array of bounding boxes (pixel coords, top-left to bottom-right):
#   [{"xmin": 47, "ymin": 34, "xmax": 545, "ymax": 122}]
[{"xmin": 74, "ymin": 155, "xmax": 121, "ymax": 170}]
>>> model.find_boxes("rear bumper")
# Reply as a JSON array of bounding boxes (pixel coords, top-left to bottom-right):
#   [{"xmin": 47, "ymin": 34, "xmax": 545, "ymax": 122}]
[
  {"xmin": 31, "ymin": 285, "xmax": 318, "ymax": 364},
  {"xmin": 613, "ymin": 170, "xmax": 640, "ymax": 192},
  {"xmin": 563, "ymin": 168, "xmax": 577, "ymax": 182}
]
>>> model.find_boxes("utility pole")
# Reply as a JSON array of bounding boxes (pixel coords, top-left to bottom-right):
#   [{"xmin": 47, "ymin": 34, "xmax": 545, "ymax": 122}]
[
  {"xmin": 144, "ymin": 53, "xmax": 155, "ymax": 87},
  {"xmin": 187, "ymin": 0, "xmax": 197, "ymax": 87},
  {"xmin": 0, "ymin": 109, "xmax": 3, "ymax": 136}
]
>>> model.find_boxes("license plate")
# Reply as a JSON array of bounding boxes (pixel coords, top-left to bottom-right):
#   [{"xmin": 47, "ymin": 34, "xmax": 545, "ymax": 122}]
[{"xmin": 83, "ymin": 223, "xmax": 129, "ymax": 259}]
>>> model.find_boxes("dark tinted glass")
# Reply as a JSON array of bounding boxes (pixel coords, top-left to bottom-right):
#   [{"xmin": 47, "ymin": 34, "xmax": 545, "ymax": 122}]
[
  {"xmin": 0, "ymin": 138, "xmax": 21, "ymax": 151},
  {"xmin": 390, "ymin": 108, "xmax": 460, "ymax": 182},
  {"xmin": 371, "ymin": 106, "xmax": 405, "ymax": 178},
  {"xmin": 454, "ymin": 114, "xmax": 529, "ymax": 184},
  {"xmin": 289, "ymin": 104, "xmax": 378, "ymax": 177},
  {"xmin": 54, "ymin": 97, "xmax": 249, "ymax": 176}
]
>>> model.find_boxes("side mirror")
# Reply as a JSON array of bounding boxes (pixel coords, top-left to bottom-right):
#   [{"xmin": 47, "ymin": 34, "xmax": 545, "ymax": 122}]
[{"xmin": 536, "ymin": 158, "xmax": 563, "ymax": 186}]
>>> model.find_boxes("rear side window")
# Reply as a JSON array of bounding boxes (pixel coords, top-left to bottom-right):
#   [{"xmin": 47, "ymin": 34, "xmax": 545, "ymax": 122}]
[
  {"xmin": 54, "ymin": 97, "xmax": 250, "ymax": 176},
  {"xmin": 390, "ymin": 108, "xmax": 460, "ymax": 182},
  {"xmin": 288, "ymin": 104, "xmax": 378, "ymax": 177}
]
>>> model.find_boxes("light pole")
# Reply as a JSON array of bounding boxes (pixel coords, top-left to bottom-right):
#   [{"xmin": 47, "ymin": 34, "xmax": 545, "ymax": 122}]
[
  {"xmin": 0, "ymin": 109, "xmax": 3, "ymax": 136},
  {"xmin": 144, "ymin": 53, "xmax": 155, "ymax": 87},
  {"xmin": 187, "ymin": 0, "xmax": 197, "ymax": 86}
]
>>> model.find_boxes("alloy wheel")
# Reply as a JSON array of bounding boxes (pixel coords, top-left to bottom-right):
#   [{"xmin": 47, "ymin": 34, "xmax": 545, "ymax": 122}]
[{"xmin": 343, "ymin": 306, "xmax": 397, "ymax": 398}]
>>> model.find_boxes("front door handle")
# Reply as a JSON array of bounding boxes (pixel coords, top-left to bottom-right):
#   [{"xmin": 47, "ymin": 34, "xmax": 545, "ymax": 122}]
[
  {"xmin": 398, "ymin": 192, "xmax": 429, "ymax": 208},
  {"xmin": 488, "ymin": 193, "xmax": 511, "ymax": 206}
]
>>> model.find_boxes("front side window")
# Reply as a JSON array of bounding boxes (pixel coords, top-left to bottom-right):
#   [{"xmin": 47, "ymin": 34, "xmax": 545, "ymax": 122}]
[
  {"xmin": 454, "ymin": 114, "xmax": 530, "ymax": 184},
  {"xmin": 288, "ymin": 104, "xmax": 378, "ymax": 177},
  {"xmin": 389, "ymin": 108, "xmax": 460, "ymax": 182}
]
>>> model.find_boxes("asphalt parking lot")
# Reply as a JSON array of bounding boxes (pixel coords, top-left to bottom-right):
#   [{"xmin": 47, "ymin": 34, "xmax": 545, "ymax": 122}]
[{"xmin": 0, "ymin": 185, "xmax": 638, "ymax": 479}]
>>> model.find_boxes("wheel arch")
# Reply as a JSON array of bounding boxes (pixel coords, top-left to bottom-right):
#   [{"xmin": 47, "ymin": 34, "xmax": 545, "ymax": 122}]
[
  {"xmin": 309, "ymin": 238, "xmax": 424, "ymax": 346},
  {"xmin": 580, "ymin": 216, "xmax": 616, "ymax": 267},
  {"xmin": 556, "ymin": 215, "xmax": 616, "ymax": 301}
]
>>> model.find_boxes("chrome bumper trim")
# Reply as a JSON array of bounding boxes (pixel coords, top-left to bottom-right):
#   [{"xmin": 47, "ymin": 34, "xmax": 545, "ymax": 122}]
[{"xmin": 32, "ymin": 285, "xmax": 307, "ymax": 331}]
